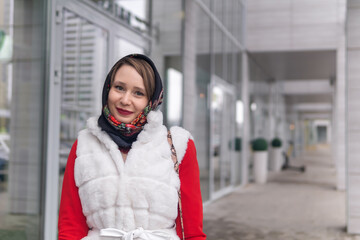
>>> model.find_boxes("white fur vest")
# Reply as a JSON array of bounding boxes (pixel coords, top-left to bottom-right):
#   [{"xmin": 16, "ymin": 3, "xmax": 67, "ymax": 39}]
[{"xmin": 74, "ymin": 110, "xmax": 192, "ymax": 240}]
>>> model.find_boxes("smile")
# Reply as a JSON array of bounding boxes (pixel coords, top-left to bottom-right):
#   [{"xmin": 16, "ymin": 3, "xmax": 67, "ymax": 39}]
[{"xmin": 116, "ymin": 108, "xmax": 133, "ymax": 116}]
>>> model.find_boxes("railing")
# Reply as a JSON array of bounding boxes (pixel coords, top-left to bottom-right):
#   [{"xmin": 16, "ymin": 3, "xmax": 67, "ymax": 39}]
[{"xmin": 81, "ymin": 0, "xmax": 152, "ymax": 35}]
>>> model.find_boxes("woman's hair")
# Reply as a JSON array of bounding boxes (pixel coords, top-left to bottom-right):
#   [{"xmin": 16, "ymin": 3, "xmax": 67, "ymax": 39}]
[{"xmin": 110, "ymin": 57, "xmax": 155, "ymax": 99}]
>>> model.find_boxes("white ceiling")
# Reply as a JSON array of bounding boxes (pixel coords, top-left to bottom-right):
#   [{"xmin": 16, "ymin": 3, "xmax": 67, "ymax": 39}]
[
  {"xmin": 248, "ymin": 50, "xmax": 336, "ymax": 119},
  {"xmin": 249, "ymin": 50, "xmax": 336, "ymax": 80}
]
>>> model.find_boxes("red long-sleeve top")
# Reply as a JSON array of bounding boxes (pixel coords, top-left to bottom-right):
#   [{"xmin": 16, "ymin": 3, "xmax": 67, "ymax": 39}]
[{"xmin": 58, "ymin": 139, "xmax": 206, "ymax": 240}]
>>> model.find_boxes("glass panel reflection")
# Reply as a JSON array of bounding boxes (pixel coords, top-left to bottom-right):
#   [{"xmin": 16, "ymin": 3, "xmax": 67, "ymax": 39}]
[
  {"xmin": 87, "ymin": 0, "xmax": 149, "ymax": 33},
  {"xmin": 59, "ymin": 10, "xmax": 108, "ymax": 198},
  {"xmin": 195, "ymin": 8, "xmax": 211, "ymax": 202},
  {"xmin": 0, "ymin": 0, "xmax": 46, "ymax": 238},
  {"xmin": 210, "ymin": 80, "xmax": 236, "ymax": 193},
  {"xmin": 211, "ymin": 85, "xmax": 223, "ymax": 192},
  {"xmin": 115, "ymin": 37, "xmax": 144, "ymax": 60},
  {"xmin": 213, "ymin": 25, "xmax": 224, "ymax": 80}
]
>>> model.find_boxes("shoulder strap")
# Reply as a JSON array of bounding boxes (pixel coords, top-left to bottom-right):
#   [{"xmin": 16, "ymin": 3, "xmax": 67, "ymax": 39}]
[
  {"xmin": 167, "ymin": 130, "xmax": 179, "ymax": 173},
  {"xmin": 167, "ymin": 130, "xmax": 185, "ymax": 240}
]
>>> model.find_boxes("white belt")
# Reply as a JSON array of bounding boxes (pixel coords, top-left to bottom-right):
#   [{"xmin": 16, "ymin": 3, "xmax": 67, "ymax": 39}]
[{"xmin": 100, "ymin": 227, "xmax": 173, "ymax": 240}]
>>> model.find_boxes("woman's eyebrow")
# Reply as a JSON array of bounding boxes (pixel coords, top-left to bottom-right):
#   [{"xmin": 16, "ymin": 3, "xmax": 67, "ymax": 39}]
[
  {"xmin": 113, "ymin": 80, "xmax": 125, "ymax": 85},
  {"xmin": 113, "ymin": 80, "xmax": 145, "ymax": 91},
  {"xmin": 133, "ymin": 86, "xmax": 145, "ymax": 91}
]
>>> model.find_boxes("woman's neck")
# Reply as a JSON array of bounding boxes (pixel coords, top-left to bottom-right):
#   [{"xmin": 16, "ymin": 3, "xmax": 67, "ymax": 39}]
[
  {"xmin": 119, "ymin": 147, "xmax": 130, "ymax": 161},
  {"xmin": 121, "ymin": 151, "xmax": 128, "ymax": 162}
]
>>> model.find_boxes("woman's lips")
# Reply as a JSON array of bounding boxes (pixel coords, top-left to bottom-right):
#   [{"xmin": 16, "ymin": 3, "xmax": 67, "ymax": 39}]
[{"xmin": 117, "ymin": 108, "xmax": 133, "ymax": 116}]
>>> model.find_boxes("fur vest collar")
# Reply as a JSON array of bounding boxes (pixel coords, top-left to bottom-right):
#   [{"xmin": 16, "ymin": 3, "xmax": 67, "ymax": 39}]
[{"xmin": 74, "ymin": 110, "xmax": 191, "ymax": 239}]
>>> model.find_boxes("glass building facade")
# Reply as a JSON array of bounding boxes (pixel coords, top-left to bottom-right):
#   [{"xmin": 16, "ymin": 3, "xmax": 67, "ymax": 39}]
[
  {"xmin": 0, "ymin": 0, "xmax": 48, "ymax": 239},
  {"xmin": 151, "ymin": 0, "xmax": 246, "ymax": 201},
  {"xmin": 0, "ymin": 0, "xmax": 249, "ymax": 239}
]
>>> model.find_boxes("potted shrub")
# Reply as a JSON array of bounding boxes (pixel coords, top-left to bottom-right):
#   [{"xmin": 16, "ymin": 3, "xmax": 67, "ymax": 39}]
[
  {"xmin": 270, "ymin": 137, "xmax": 282, "ymax": 172},
  {"xmin": 234, "ymin": 137, "xmax": 241, "ymax": 152},
  {"xmin": 252, "ymin": 138, "xmax": 268, "ymax": 184}
]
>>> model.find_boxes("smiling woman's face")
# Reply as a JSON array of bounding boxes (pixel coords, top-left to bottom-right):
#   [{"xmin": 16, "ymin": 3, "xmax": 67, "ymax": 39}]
[{"xmin": 107, "ymin": 65, "xmax": 149, "ymax": 124}]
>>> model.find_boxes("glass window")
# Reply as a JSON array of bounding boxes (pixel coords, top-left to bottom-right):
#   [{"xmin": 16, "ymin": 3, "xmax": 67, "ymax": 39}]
[
  {"xmin": 195, "ymin": 8, "xmax": 212, "ymax": 202},
  {"xmin": 152, "ymin": 0, "xmax": 184, "ymax": 125},
  {"xmin": 223, "ymin": 0, "xmax": 233, "ymax": 36},
  {"xmin": 0, "ymin": 0, "xmax": 46, "ymax": 239},
  {"xmin": 116, "ymin": 0, "xmax": 147, "ymax": 31},
  {"xmin": 115, "ymin": 37, "xmax": 144, "ymax": 59},
  {"xmin": 164, "ymin": 55, "xmax": 183, "ymax": 127},
  {"xmin": 59, "ymin": 10, "xmax": 108, "ymax": 198},
  {"xmin": 213, "ymin": 0, "xmax": 223, "ymax": 26},
  {"xmin": 224, "ymin": 38, "xmax": 232, "ymax": 84},
  {"xmin": 87, "ymin": 0, "xmax": 149, "ymax": 33},
  {"xmin": 213, "ymin": 25, "xmax": 224, "ymax": 80},
  {"xmin": 200, "ymin": 0, "xmax": 211, "ymax": 9},
  {"xmin": 210, "ymin": 78, "xmax": 236, "ymax": 193},
  {"xmin": 235, "ymin": 52, "xmax": 242, "ymax": 185},
  {"xmin": 89, "ymin": 0, "xmax": 114, "ymax": 12},
  {"xmin": 238, "ymin": 1, "xmax": 245, "ymax": 45},
  {"xmin": 166, "ymin": 68, "xmax": 183, "ymax": 126}
]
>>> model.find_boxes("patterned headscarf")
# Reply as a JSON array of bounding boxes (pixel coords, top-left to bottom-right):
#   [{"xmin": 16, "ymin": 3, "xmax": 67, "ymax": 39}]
[{"xmin": 98, "ymin": 54, "xmax": 163, "ymax": 149}]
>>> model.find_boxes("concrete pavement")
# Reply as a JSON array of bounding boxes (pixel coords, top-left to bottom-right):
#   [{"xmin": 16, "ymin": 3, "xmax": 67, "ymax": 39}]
[{"xmin": 203, "ymin": 145, "xmax": 360, "ymax": 240}]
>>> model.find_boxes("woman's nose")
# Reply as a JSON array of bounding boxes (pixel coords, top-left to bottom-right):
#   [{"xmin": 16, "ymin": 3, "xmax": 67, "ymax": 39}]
[{"xmin": 120, "ymin": 92, "xmax": 131, "ymax": 105}]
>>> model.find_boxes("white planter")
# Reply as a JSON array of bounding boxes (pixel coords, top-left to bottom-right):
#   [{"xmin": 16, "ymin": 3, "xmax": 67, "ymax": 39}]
[
  {"xmin": 253, "ymin": 151, "xmax": 268, "ymax": 184},
  {"xmin": 270, "ymin": 147, "xmax": 283, "ymax": 172}
]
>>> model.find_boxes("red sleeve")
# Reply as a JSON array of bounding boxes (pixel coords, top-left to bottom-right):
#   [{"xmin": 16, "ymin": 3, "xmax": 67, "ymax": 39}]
[
  {"xmin": 58, "ymin": 140, "xmax": 89, "ymax": 240},
  {"xmin": 176, "ymin": 140, "xmax": 207, "ymax": 239}
]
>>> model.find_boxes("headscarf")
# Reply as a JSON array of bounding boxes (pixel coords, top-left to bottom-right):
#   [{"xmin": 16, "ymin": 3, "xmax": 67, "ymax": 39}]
[{"xmin": 98, "ymin": 54, "xmax": 163, "ymax": 149}]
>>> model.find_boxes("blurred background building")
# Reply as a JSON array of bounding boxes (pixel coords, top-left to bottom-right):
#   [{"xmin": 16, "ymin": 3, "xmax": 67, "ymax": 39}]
[{"xmin": 0, "ymin": 0, "xmax": 359, "ymax": 239}]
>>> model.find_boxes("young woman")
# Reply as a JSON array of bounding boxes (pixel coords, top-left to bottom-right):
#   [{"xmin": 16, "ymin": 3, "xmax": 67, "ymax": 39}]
[{"xmin": 58, "ymin": 54, "xmax": 206, "ymax": 240}]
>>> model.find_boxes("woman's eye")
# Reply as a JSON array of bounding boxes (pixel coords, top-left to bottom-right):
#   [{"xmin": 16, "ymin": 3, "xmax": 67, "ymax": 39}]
[
  {"xmin": 135, "ymin": 91, "xmax": 145, "ymax": 96},
  {"xmin": 115, "ymin": 85, "xmax": 124, "ymax": 91}
]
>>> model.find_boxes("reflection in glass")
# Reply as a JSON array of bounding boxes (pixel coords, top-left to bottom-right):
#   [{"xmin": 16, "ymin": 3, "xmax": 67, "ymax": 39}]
[
  {"xmin": 166, "ymin": 68, "xmax": 183, "ymax": 126},
  {"xmin": 213, "ymin": 25, "xmax": 224, "ymax": 80},
  {"xmin": 210, "ymin": 79, "xmax": 236, "ymax": 193},
  {"xmin": 211, "ymin": 85, "xmax": 223, "ymax": 192},
  {"xmin": 0, "ymin": 0, "xmax": 46, "ymax": 238},
  {"xmin": 88, "ymin": 0, "xmax": 149, "ymax": 33},
  {"xmin": 115, "ymin": 38, "xmax": 144, "ymax": 60},
  {"xmin": 59, "ymin": 10, "xmax": 108, "ymax": 198},
  {"xmin": 90, "ymin": 0, "xmax": 114, "ymax": 12},
  {"xmin": 195, "ymin": 7, "xmax": 211, "ymax": 201},
  {"xmin": 236, "ymin": 101, "xmax": 243, "ymax": 125}
]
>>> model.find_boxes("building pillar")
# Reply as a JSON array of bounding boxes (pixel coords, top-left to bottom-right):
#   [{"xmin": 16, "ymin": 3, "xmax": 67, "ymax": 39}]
[
  {"xmin": 241, "ymin": 52, "xmax": 250, "ymax": 185},
  {"xmin": 335, "ymin": 28, "xmax": 346, "ymax": 191},
  {"xmin": 182, "ymin": 0, "xmax": 197, "ymax": 133},
  {"xmin": 346, "ymin": 0, "xmax": 360, "ymax": 233},
  {"xmin": 293, "ymin": 111, "xmax": 301, "ymax": 158},
  {"xmin": 268, "ymin": 82, "xmax": 276, "ymax": 141},
  {"xmin": 279, "ymin": 95, "xmax": 287, "ymax": 151}
]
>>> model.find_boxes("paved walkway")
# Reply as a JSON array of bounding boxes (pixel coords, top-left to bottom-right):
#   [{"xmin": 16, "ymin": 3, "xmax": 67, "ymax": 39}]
[{"xmin": 203, "ymin": 145, "xmax": 360, "ymax": 240}]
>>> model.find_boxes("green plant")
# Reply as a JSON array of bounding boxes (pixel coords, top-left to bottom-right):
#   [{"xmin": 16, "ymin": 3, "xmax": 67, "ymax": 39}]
[
  {"xmin": 234, "ymin": 137, "xmax": 241, "ymax": 152},
  {"xmin": 252, "ymin": 138, "xmax": 268, "ymax": 151},
  {"xmin": 271, "ymin": 138, "xmax": 282, "ymax": 148},
  {"xmin": 228, "ymin": 137, "xmax": 241, "ymax": 152}
]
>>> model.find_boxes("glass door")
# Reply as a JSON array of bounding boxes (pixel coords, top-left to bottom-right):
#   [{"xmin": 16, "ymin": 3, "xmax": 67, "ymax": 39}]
[
  {"xmin": 58, "ymin": 8, "xmax": 108, "ymax": 193},
  {"xmin": 45, "ymin": 5, "xmax": 110, "ymax": 238},
  {"xmin": 209, "ymin": 75, "xmax": 236, "ymax": 199}
]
